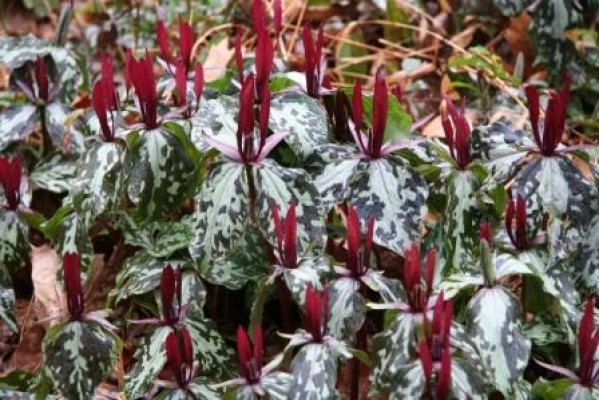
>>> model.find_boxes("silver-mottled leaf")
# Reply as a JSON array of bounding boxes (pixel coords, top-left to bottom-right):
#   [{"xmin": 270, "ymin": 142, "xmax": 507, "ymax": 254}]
[
  {"xmin": 189, "ymin": 161, "xmax": 248, "ymax": 264},
  {"xmin": 327, "ymin": 277, "xmax": 365, "ymax": 341},
  {"xmin": 157, "ymin": 378, "xmax": 221, "ymax": 400},
  {"xmin": 370, "ymin": 313, "xmax": 418, "ymax": 392},
  {"xmin": 269, "ymin": 91, "xmax": 329, "ymax": 160},
  {"xmin": 200, "ymin": 225, "xmax": 267, "ymax": 290},
  {"xmin": 388, "ymin": 363, "xmax": 426, "ymax": 399},
  {"xmin": 45, "ymin": 103, "xmax": 83, "ymax": 152},
  {"xmin": 256, "ymin": 159, "xmax": 324, "ymax": 254},
  {"xmin": 261, "ymin": 371, "xmax": 293, "ymax": 400},
  {"xmin": 30, "ymin": 152, "xmax": 78, "ymax": 194},
  {"xmin": 56, "ymin": 212, "xmax": 93, "ymax": 272},
  {"xmin": 0, "ymin": 210, "xmax": 29, "ymax": 270},
  {"xmin": 282, "ymin": 256, "xmax": 330, "ymax": 305},
  {"xmin": 43, "ymin": 321, "xmax": 122, "ymax": 399},
  {"xmin": 289, "ymin": 343, "xmax": 339, "ymax": 400},
  {"xmin": 564, "ymin": 383, "xmax": 596, "ymax": 400},
  {"xmin": 127, "ymin": 129, "xmax": 196, "ymax": 219},
  {"xmin": 126, "ymin": 326, "xmax": 171, "ymax": 400},
  {"xmin": 577, "ymin": 214, "xmax": 599, "ymax": 290},
  {"xmin": 0, "ymin": 262, "xmax": 16, "ymax": 332},
  {"xmin": 0, "ymin": 105, "xmax": 38, "ymax": 151},
  {"xmin": 71, "ymin": 142, "xmax": 125, "ymax": 219},
  {"xmin": 467, "ymin": 286, "xmax": 531, "ymax": 396},
  {"xmin": 184, "ymin": 311, "xmax": 236, "ymax": 379}
]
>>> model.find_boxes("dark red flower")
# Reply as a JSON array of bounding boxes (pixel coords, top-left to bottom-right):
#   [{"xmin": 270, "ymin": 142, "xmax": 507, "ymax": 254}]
[
  {"xmin": 235, "ymin": 28, "xmax": 244, "ymax": 82},
  {"xmin": 252, "ymin": 0, "xmax": 268, "ymax": 36},
  {"xmin": 0, "ymin": 155, "xmax": 22, "ymax": 211},
  {"xmin": 100, "ymin": 54, "xmax": 118, "ymax": 110},
  {"xmin": 179, "ymin": 19, "xmax": 194, "ymax": 69},
  {"xmin": 194, "ymin": 64, "xmax": 204, "ymax": 110},
  {"xmin": 441, "ymin": 96, "xmax": 471, "ymax": 169},
  {"xmin": 166, "ymin": 327, "xmax": 194, "ymax": 388},
  {"xmin": 161, "ymin": 265, "xmax": 183, "ymax": 326},
  {"xmin": 393, "ymin": 84, "xmax": 403, "ymax": 103},
  {"xmin": 345, "ymin": 205, "xmax": 374, "ymax": 279},
  {"xmin": 479, "ymin": 221, "xmax": 492, "ymax": 244},
  {"xmin": 302, "ymin": 25, "xmax": 324, "ymax": 98},
  {"xmin": 402, "ymin": 243, "xmax": 436, "ymax": 312},
  {"xmin": 255, "ymin": 31, "xmax": 273, "ymax": 102},
  {"xmin": 34, "ymin": 57, "xmax": 49, "ymax": 102},
  {"xmin": 92, "ymin": 79, "xmax": 116, "ymax": 142},
  {"xmin": 272, "ymin": 202, "xmax": 298, "ymax": 269},
  {"xmin": 505, "ymin": 195, "xmax": 532, "ymax": 251},
  {"xmin": 420, "ymin": 294, "xmax": 453, "ymax": 400},
  {"xmin": 236, "ymin": 325, "xmax": 263, "ymax": 385},
  {"xmin": 351, "ymin": 69, "xmax": 390, "ymax": 159},
  {"xmin": 524, "ymin": 78, "xmax": 571, "ymax": 157},
  {"xmin": 157, "ymin": 21, "xmax": 172, "ymax": 64},
  {"xmin": 304, "ymin": 285, "xmax": 329, "ymax": 343},
  {"xmin": 127, "ymin": 54, "xmax": 159, "ymax": 129},
  {"xmin": 63, "ymin": 252, "xmax": 85, "ymax": 321},
  {"xmin": 578, "ymin": 298, "xmax": 599, "ymax": 386}
]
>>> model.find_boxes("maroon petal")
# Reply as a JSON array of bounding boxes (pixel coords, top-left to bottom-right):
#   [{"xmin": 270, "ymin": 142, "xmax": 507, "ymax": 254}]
[
  {"xmin": 284, "ymin": 203, "xmax": 298, "ymax": 268},
  {"xmin": 524, "ymin": 85, "xmax": 541, "ymax": 151},
  {"xmin": 194, "ymin": 64, "xmax": 204, "ymax": 107},
  {"xmin": 436, "ymin": 342, "xmax": 452, "ymax": 399},
  {"xmin": 273, "ymin": 0, "xmax": 282, "ymax": 35},
  {"xmin": 179, "ymin": 19, "xmax": 194, "ymax": 68},
  {"xmin": 253, "ymin": 325, "xmax": 263, "ymax": 369},
  {"xmin": 0, "ymin": 155, "xmax": 22, "ymax": 211},
  {"xmin": 255, "ymin": 32, "xmax": 274, "ymax": 102},
  {"xmin": 346, "ymin": 206, "xmax": 361, "ymax": 276},
  {"xmin": 371, "ymin": 69, "xmax": 388, "ymax": 158},
  {"xmin": 92, "ymin": 80, "xmax": 113, "ymax": 141},
  {"xmin": 34, "ymin": 57, "xmax": 49, "ymax": 102},
  {"xmin": 579, "ymin": 298, "xmax": 598, "ymax": 384},
  {"xmin": 351, "ymin": 80, "xmax": 363, "ymax": 129},
  {"xmin": 63, "ymin": 253, "xmax": 85, "ymax": 321},
  {"xmin": 271, "ymin": 203, "xmax": 285, "ymax": 260},
  {"xmin": 157, "ymin": 21, "xmax": 172, "ymax": 63},
  {"xmin": 161, "ymin": 265, "xmax": 177, "ymax": 324},
  {"xmin": 100, "ymin": 54, "xmax": 117, "ymax": 110},
  {"xmin": 252, "ymin": 0, "xmax": 268, "ymax": 35},
  {"xmin": 127, "ymin": 54, "xmax": 159, "ymax": 129},
  {"xmin": 419, "ymin": 340, "xmax": 433, "ymax": 381},
  {"xmin": 479, "ymin": 221, "xmax": 492, "ymax": 244},
  {"xmin": 236, "ymin": 325, "xmax": 252, "ymax": 381},
  {"xmin": 302, "ymin": 25, "xmax": 318, "ymax": 97}
]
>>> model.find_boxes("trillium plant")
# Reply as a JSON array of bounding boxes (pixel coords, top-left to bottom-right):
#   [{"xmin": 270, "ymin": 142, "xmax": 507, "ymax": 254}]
[{"xmin": 0, "ymin": 1, "xmax": 598, "ymax": 399}]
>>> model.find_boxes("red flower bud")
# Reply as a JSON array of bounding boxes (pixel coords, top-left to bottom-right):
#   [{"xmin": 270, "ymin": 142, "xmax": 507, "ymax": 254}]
[
  {"xmin": 255, "ymin": 31, "xmax": 274, "ymax": 102},
  {"xmin": 194, "ymin": 64, "xmax": 204, "ymax": 108},
  {"xmin": 34, "ymin": 57, "xmax": 49, "ymax": 102},
  {"xmin": 179, "ymin": 19, "xmax": 194, "ymax": 69},
  {"xmin": 273, "ymin": 0, "xmax": 282, "ymax": 35},
  {"xmin": 272, "ymin": 201, "xmax": 298, "ymax": 269},
  {"xmin": 92, "ymin": 79, "xmax": 115, "ymax": 141},
  {"xmin": 236, "ymin": 325, "xmax": 263, "ymax": 384},
  {"xmin": 505, "ymin": 195, "xmax": 531, "ymax": 251},
  {"xmin": 578, "ymin": 298, "xmax": 599, "ymax": 386},
  {"xmin": 127, "ymin": 54, "xmax": 159, "ymax": 129},
  {"xmin": 305, "ymin": 285, "xmax": 329, "ymax": 343},
  {"xmin": 479, "ymin": 221, "xmax": 492, "ymax": 244},
  {"xmin": 0, "ymin": 155, "xmax": 22, "ymax": 211},
  {"xmin": 166, "ymin": 327, "xmax": 194, "ymax": 388},
  {"xmin": 63, "ymin": 253, "xmax": 85, "ymax": 321},
  {"xmin": 161, "ymin": 265, "xmax": 183, "ymax": 326},
  {"xmin": 157, "ymin": 21, "xmax": 172, "ymax": 64},
  {"xmin": 302, "ymin": 26, "xmax": 324, "ymax": 97},
  {"xmin": 174, "ymin": 60, "xmax": 188, "ymax": 108},
  {"xmin": 441, "ymin": 96, "xmax": 471, "ymax": 169},
  {"xmin": 345, "ymin": 205, "xmax": 374, "ymax": 277}
]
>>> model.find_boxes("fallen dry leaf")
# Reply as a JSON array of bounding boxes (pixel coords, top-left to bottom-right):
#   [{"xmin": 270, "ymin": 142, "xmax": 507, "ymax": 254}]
[
  {"xmin": 203, "ymin": 38, "xmax": 234, "ymax": 82},
  {"xmin": 30, "ymin": 245, "xmax": 65, "ymax": 327}
]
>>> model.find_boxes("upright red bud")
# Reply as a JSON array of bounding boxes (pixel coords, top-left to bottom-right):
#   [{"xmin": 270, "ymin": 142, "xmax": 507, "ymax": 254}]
[
  {"xmin": 272, "ymin": 202, "xmax": 298, "ymax": 269},
  {"xmin": 252, "ymin": 0, "xmax": 268, "ymax": 36},
  {"xmin": 479, "ymin": 221, "xmax": 492, "ymax": 244},
  {"xmin": 63, "ymin": 253, "xmax": 85, "ymax": 321},
  {"xmin": 393, "ymin": 84, "xmax": 403, "ymax": 103},
  {"xmin": 194, "ymin": 64, "xmax": 204, "ymax": 108},
  {"xmin": 92, "ymin": 79, "xmax": 115, "ymax": 141},
  {"xmin": 100, "ymin": 54, "xmax": 117, "ymax": 110},
  {"xmin": 505, "ymin": 195, "xmax": 532, "ymax": 251},
  {"xmin": 0, "ymin": 155, "xmax": 22, "ymax": 211},
  {"xmin": 436, "ymin": 342, "xmax": 452, "ymax": 399},
  {"xmin": 157, "ymin": 21, "xmax": 172, "ymax": 63},
  {"xmin": 578, "ymin": 297, "xmax": 599, "ymax": 386},
  {"xmin": 352, "ymin": 80, "xmax": 364, "ymax": 131},
  {"xmin": 255, "ymin": 31, "xmax": 274, "ymax": 102},
  {"xmin": 179, "ymin": 19, "xmax": 194, "ymax": 68},
  {"xmin": 161, "ymin": 265, "xmax": 183, "ymax": 326},
  {"xmin": 305, "ymin": 285, "xmax": 329, "ymax": 343},
  {"xmin": 34, "ymin": 57, "xmax": 49, "ymax": 102},
  {"xmin": 345, "ymin": 205, "xmax": 374, "ymax": 277},
  {"xmin": 236, "ymin": 325, "xmax": 263, "ymax": 384},
  {"xmin": 302, "ymin": 26, "xmax": 324, "ymax": 97},
  {"xmin": 166, "ymin": 328, "xmax": 194, "ymax": 388},
  {"xmin": 127, "ymin": 54, "xmax": 159, "ymax": 129},
  {"xmin": 371, "ymin": 69, "xmax": 388, "ymax": 159},
  {"xmin": 442, "ymin": 96, "xmax": 471, "ymax": 169}
]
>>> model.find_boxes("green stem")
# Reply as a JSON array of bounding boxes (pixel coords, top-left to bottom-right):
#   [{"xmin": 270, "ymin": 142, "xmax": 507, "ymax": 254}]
[{"xmin": 480, "ymin": 240, "xmax": 496, "ymax": 287}]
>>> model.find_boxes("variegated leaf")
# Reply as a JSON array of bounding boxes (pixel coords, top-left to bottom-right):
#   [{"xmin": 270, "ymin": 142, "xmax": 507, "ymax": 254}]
[
  {"xmin": 467, "ymin": 286, "xmax": 531, "ymax": 396},
  {"xmin": 30, "ymin": 152, "xmax": 78, "ymax": 194},
  {"xmin": 127, "ymin": 128, "xmax": 196, "ymax": 219},
  {"xmin": 43, "ymin": 321, "xmax": 122, "ymax": 400},
  {"xmin": 469, "ymin": 122, "xmax": 530, "ymax": 185},
  {"xmin": 126, "ymin": 326, "xmax": 171, "ymax": 400},
  {"xmin": 327, "ymin": 277, "xmax": 365, "ymax": 341},
  {"xmin": 71, "ymin": 142, "xmax": 125, "ymax": 220},
  {"xmin": 283, "ymin": 256, "xmax": 330, "ymax": 306},
  {"xmin": 256, "ymin": 159, "xmax": 324, "ymax": 254},
  {"xmin": 0, "ymin": 105, "xmax": 38, "ymax": 151},
  {"xmin": 0, "ymin": 262, "xmax": 16, "ymax": 332},
  {"xmin": 115, "ymin": 213, "xmax": 194, "ymax": 259},
  {"xmin": 190, "ymin": 97, "xmax": 237, "ymax": 151},
  {"xmin": 0, "ymin": 34, "xmax": 79, "ymax": 84},
  {"xmin": 513, "ymin": 156, "xmax": 597, "ymax": 230},
  {"xmin": 451, "ymin": 358, "xmax": 487, "ymax": 399},
  {"xmin": 44, "ymin": 103, "xmax": 83, "ymax": 152},
  {"xmin": 289, "ymin": 343, "xmax": 339, "ymax": 400},
  {"xmin": 261, "ymin": 372, "xmax": 293, "ymax": 400},
  {"xmin": 349, "ymin": 157, "xmax": 428, "ymax": 254},
  {"xmin": 387, "ymin": 363, "xmax": 426, "ymax": 399},
  {"xmin": 563, "ymin": 383, "xmax": 596, "ymax": 400},
  {"xmin": 576, "ymin": 214, "xmax": 599, "ymax": 290},
  {"xmin": 184, "ymin": 311, "xmax": 236, "ymax": 379},
  {"xmin": 491, "ymin": 0, "xmax": 527, "ymax": 16},
  {"xmin": 0, "ymin": 211, "xmax": 29, "ymax": 271},
  {"xmin": 310, "ymin": 144, "xmax": 361, "ymax": 208},
  {"xmin": 200, "ymin": 225, "xmax": 267, "ymax": 290},
  {"xmin": 189, "ymin": 161, "xmax": 248, "ymax": 264},
  {"xmin": 444, "ymin": 169, "xmax": 481, "ymax": 274},
  {"xmin": 269, "ymin": 91, "xmax": 329, "ymax": 160},
  {"xmin": 370, "ymin": 313, "xmax": 418, "ymax": 392},
  {"xmin": 56, "ymin": 212, "xmax": 93, "ymax": 272}
]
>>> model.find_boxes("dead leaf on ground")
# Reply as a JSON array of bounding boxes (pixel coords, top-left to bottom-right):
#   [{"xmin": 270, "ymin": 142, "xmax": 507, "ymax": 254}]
[
  {"xmin": 203, "ymin": 38, "xmax": 234, "ymax": 82},
  {"xmin": 30, "ymin": 245, "xmax": 65, "ymax": 327},
  {"xmin": 422, "ymin": 108, "xmax": 482, "ymax": 138}
]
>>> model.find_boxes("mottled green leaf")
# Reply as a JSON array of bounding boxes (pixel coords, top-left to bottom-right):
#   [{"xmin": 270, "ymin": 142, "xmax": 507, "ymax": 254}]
[
  {"xmin": 467, "ymin": 286, "xmax": 531, "ymax": 396},
  {"xmin": 328, "ymin": 277, "xmax": 365, "ymax": 341},
  {"xmin": 43, "ymin": 321, "xmax": 122, "ymax": 400},
  {"xmin": 0, "ymin": 105, "xmax": 38, "ymax": 151},
  {"xmin": 269, "ymin": 91, "xmax": 329, "ymax": 160},
  {"xmin": 127, "ymin": 128, "xmax": 196, "ymax": 219},
  {"xmin": 0, "ymin": 261, "xmax": 16, "ymax": 332},
  {"xmin": 30, "ymin": 152, "xmax": 78, "ymax": 194},
  {"xmin": 126, "ymin": 326, "xmax": 171, "ymax": 399},
  {"xmin": 289, "ymin": 343, "xmax": 339, "ymax": 400},
  {"xmin": 387, "ymin": 363, "xmax": 426, "ymax": 399},
  {"xmin": 0, "ymin": 210, "xmax": 29, "ymax": 270}
]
